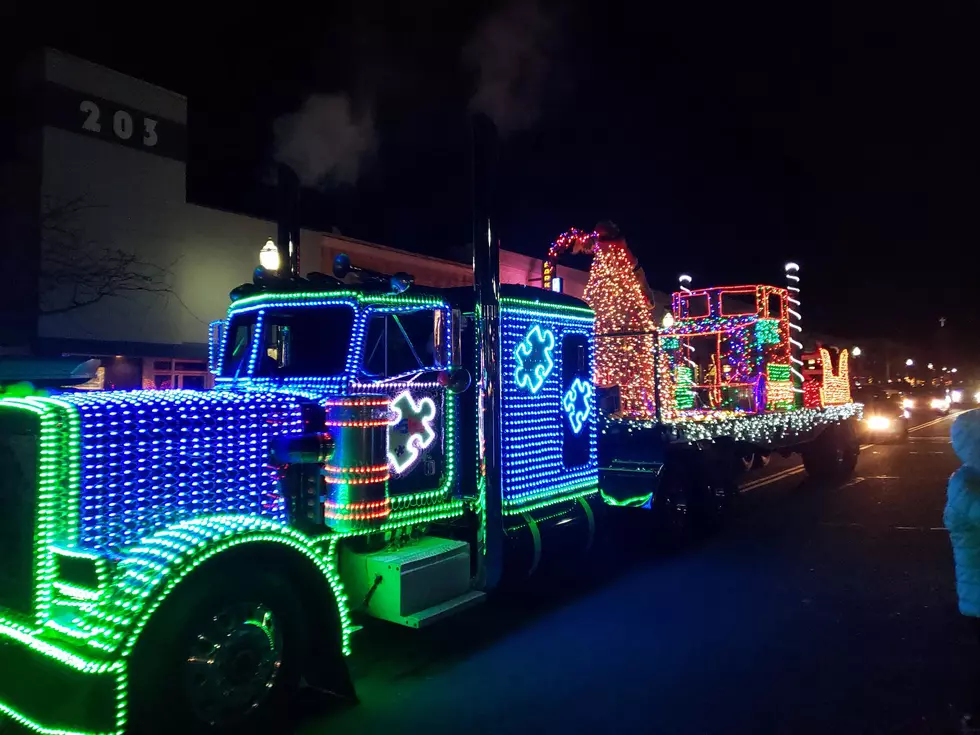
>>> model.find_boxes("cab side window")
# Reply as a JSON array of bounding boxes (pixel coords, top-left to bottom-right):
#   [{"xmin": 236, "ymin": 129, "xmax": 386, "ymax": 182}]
[{"xmin": 362, "ymin": 310, "xmax": 441, "ymax": 378}]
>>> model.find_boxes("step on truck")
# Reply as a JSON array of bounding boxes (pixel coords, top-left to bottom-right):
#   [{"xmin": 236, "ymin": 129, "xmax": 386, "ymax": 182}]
[{"xmin": 0, "ymin": 194, "xmax": 862, "ymax": 735}]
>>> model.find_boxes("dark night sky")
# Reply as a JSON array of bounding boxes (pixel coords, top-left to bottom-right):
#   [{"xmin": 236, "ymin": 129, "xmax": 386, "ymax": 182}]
[{"xmin": 7, "ymin": 1, "xmax": 979, "ymax": 359}]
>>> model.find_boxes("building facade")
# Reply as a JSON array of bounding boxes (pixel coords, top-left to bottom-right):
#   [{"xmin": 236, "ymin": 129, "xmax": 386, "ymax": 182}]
[
  {"xmin": 1, "ymin": 50, "xmax": 625, "ymax": 391},
  {"xmin": 1, "ymin": 49, "xmax": 335, "ymax": 389}
]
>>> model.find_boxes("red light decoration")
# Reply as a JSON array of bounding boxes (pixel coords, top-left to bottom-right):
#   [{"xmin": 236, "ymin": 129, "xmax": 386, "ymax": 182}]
[
  {"xmin": 819, "ymin": 347, "xmax": 852, "ymax": 406},
  {"xmin": 323, "ymin": 397, "xmax": 390, "ymax": 408},
  {"xmin": 323, "ymin": 497, "xmax": 392, "ymax": 521},
  {"xmin": 803, "ymin": 377, "xmax": 822, "ymax": 408},
  {"xmin": 322, "ymin": 462, "xmax": 390, "ymax": 475},
  {"xmin": 323, "ymin": 418, "xmax": 391, "ymax": 428}
]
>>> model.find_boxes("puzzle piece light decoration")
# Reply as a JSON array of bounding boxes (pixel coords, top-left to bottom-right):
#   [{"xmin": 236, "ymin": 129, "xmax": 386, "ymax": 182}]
[
  {"xmin": 562, "ymin": 377, "xmax": 594, "ymax": 434},
  {"xmin": 387, "ymin": 390, "xmax": 438, "ymax": 474},
  {"xmin": 819, "ymin": 347, "xmax": 851, "ymax": 406},
  {"xmin": 514, "ymin": 324, "xmax": 555, "ymax": 394}
]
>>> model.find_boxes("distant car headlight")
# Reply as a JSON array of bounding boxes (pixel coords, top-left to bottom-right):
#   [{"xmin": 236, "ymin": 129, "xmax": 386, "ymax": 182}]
[
  {"xmin": 975, "ymin": 390, "xmax": 980, "ymax": 405},
  {"xmin": 930, "ymin": 397, "xmax": 950, "ymax": 410},
  {"xmin": 902, "ymin": 410, "xmax": 910, "ymax": 419},
  {"xmin": 902, "ymin": 398, "xmax": 915, "ymax": 409},
  {"xmin": 951, "ymin": 390, "xmax": 964, "ymax": 404},
  {"xmin": 866, "ymin": 415, "xmax": 892, "ymax": 431}
]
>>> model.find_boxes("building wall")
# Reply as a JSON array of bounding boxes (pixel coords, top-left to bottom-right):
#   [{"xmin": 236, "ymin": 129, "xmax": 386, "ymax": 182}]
[{"xmin": 31, "ymin": 49, "xmax": 325, "ymax": 361}]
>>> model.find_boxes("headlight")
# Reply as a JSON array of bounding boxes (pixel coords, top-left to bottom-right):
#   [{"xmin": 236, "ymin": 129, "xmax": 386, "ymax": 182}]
[
  {"xmin": 866, "ymin": 415, "xmax": 891, "ymax": 431},
  {"xmin": 975, "ymin": 391, "xmax": 980, "ymax": 404},
  {"xmin": 902, "ymin": 410, "xmax": 910, "ymax": 419},
  {"xmin": 902, "ymin": 398, "xmax": 915, "ymax": 409},
  {"xmin": 930, "ymin": 397, "xmax": 950, "ymax": 410},
  {"xmin": 951, "ymin": 390, "xmax": 963, "ymax": 404}
]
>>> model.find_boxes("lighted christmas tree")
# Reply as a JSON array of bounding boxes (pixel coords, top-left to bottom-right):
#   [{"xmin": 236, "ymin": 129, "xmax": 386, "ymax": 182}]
[{"xmin": 549, "ymin": 222, "xmax": 674, "ymax": 420}]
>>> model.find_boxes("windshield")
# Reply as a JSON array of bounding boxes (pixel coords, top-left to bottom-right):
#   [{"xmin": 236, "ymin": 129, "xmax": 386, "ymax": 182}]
[{"xmin": 221, "ymin": 305, "xmax": 355, "ymax": 378}]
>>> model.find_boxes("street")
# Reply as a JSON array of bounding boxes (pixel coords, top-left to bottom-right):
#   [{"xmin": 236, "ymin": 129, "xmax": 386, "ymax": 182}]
[{"xmin": 303, "ymin": 410, "xmax": 972, "ymax": 735}]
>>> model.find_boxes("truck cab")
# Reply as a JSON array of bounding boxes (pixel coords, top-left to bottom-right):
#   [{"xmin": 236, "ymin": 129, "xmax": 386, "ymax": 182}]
[{"xmin": 0, "ymin": 262, "xmax": 601, "ymax": 735}]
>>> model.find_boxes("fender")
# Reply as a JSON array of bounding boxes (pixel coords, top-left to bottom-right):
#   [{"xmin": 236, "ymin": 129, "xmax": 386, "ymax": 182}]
[{"xmin": 67, "ymin": 515, "xmax": 354, "ymax": 662}]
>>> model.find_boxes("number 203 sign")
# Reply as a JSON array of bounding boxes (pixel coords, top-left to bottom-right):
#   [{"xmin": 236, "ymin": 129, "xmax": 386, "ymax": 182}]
[
  {"xmin": 79, "ymin": 100, "xmax": 159, "ymax": 147},
  {"xmin": 44, "ymin": 82, "xmax": 187, "ymax": 161}
]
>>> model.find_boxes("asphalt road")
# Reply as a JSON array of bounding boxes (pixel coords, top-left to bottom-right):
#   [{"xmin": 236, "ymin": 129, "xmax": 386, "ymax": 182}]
[{"xmin": 303, "ymin": 409, "xmax": 973, "ymax": 735}]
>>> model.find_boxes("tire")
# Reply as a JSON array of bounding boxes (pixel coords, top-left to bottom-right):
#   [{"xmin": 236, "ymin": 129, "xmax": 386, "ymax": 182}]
[
  {"xmin": 752, "ymin": 452, "xmax": 771, "ymax": 470},
  {"xmin": 802, "ymin": 423, "xmax": 860, "ymax": 482},
  {"xmin": 130, "ymin": 566, "xmax": 311, "ymax": 735},
  {"xmin": 693, "ymin": 450, "xmax": 738, "ymax": 532},
  {"xmin": 652, "ymin": 464, "xmax": 690, "ymax": 551},
  {"xmin": 740, "ymin": 453, "xmax": 755, "ymax": 473}
]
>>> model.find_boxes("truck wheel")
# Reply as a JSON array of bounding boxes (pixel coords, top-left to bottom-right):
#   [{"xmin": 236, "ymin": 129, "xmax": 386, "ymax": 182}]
[
  {"xmin": 130, "ymin": 567, "xmax": 310, "ymax": 734},
  {"xmin": 802, "ymin": 423, "xmax": 860, "ymax": 482}
]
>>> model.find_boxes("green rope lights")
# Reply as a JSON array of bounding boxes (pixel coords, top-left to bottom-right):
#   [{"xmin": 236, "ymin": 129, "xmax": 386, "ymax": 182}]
[
  {"xmin": 0, "ymin": 398, "xmax": 69, "ymax": 627},
  {"xmin": 229, "ymin": 289, "xmax": 449, "ymax": 316},
  {"xmin": 754, "ymin": 318, "xmax": 781, "ymax": 346},
  {"xmin": 675, "ymin": 365, "xmax": 695, "ymax": 410},
  {"xmin": 767, "ymin": 363, "xmax": 791, "ymax": 382},
  {"xmin": 41, "ymin": 398, "xmax": 82, "ymax": 543},
  {"xmin": 502, "ymin": 479, "xmax": 599, "ymax": 515},
  {"xmin": 0, "ymin": 510, "xmax": 354, "ymax": 735},
  {"xmin": 599, "ymin": 489, "xmax": 654, "ymax": 508},
  {"xmin": 504, "ymin": 487, "xmax": 599, "ymax": 515}
]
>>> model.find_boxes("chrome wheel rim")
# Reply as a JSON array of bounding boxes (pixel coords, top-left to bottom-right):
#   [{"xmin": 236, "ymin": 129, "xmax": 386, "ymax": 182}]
[{"xmin": 184, "ymin": 602, "xmax": 282, "ymax": 726}]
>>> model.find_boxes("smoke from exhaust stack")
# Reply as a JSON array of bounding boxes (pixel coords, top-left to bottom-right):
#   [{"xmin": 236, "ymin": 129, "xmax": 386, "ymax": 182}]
[
  {"xmin": 273, "ymin": 94, "xmax": 376, "ymax": 188},
  {"xmin": 463, "ymin": 0, "xmax": 564, "ymax": 135}
]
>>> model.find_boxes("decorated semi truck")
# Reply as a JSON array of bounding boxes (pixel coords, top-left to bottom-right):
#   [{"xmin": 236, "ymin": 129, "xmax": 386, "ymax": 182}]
[{"xmin": 0, "ymin": 179, "xmax": 862, "ymax": 732}]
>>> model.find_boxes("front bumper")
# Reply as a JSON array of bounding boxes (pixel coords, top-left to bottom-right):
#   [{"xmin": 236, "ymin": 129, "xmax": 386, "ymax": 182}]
[{"xmin": 0, "ymin": 624, "xmax": 122, "ymax": 735}]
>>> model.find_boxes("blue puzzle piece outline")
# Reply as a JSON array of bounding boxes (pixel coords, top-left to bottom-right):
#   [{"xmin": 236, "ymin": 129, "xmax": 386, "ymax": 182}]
[
  {"xmin": 562, "ymin": 377, "xmax": 593, "ymax": 434},
  {"xmin": 514, "ymin": 325, "xmax": 556, "ymax": 394}
]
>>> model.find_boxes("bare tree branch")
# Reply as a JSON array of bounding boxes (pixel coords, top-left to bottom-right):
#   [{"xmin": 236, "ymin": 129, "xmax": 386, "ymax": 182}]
[{"xmin": 39, "ymin": 195, "xmax": 174, "ymax": 316}]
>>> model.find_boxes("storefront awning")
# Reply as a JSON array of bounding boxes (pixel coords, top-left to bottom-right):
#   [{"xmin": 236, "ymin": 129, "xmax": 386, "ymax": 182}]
[{"xmin": 0, "ymin": 357, "xmax": 102, "ymax": 386}]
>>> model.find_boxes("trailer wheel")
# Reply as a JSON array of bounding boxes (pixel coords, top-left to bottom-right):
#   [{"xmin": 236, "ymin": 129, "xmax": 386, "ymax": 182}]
[
  {"xmin": 130, "ymin": 566, "xmax": 310, "ymax": 734},
  {"xmin": 802, "ymin": 423, "xmax": 860, "ymax": 482},
  {"xmin": 652, "ymin": 465, "xmax": 690, "ymax": 550},
  {"xmin": 694, "ymin": 450, "xmax": 739, "ymax": 532}
]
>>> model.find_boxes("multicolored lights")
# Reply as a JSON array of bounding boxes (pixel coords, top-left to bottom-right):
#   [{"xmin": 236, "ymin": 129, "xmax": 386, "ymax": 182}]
[{"xmin": 661, "ymin": 284, "xmax": 792, "ymax": 415}]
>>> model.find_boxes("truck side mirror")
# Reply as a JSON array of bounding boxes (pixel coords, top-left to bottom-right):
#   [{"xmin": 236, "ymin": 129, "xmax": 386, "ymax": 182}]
[{"xmin": 439, "ymin": 367, "xmax": 472, "ymax": 395}]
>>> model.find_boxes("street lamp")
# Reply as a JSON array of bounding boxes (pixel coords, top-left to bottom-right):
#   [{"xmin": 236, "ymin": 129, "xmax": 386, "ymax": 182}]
[
  {"xmin": 260, "ymin": 239, "xmax": 281, "ymax": 272},
  {"xmin": 852, "ymin": 346, "xmax": 862, "ymax": 357},
  {"xmin": 905, "ymin": 358, "xmax": 914, "ymax": 367}
]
